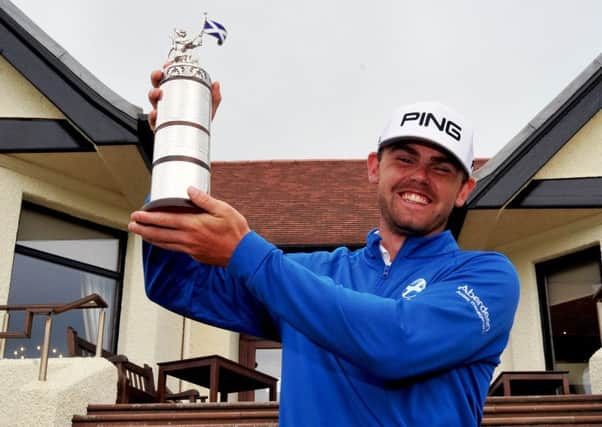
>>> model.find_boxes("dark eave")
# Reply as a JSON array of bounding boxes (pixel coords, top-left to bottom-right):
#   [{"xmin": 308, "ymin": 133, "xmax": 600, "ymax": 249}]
[
  {"xmin": 0, "ymin": 1, "xmax": 149, "ymax": 149},
  {"xmin": 0, "ymin": 118, "xmax": 94, "ymax": 152},
  {"xmin": 468, "ymin": 54, "xmax": 602, "ymax": 209},
  {"xmin": 507, "ymin": 177, "xmax": 602, "ymax": 209}
]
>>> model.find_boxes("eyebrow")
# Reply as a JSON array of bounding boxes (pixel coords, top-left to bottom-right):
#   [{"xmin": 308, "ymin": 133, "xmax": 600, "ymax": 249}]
[{"xmin": 392, "ymin": 144, "xmax": 456, "ymax": 165}]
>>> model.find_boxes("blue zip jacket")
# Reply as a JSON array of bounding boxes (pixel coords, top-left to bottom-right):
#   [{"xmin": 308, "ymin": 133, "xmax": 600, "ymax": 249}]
[{"xmin": 143, "ymin": 229, "xmax": 519, "ymax": 426}]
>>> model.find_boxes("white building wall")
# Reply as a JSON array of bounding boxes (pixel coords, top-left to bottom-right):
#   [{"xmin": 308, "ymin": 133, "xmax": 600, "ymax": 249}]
[
  {"xmin": 0, "ymin": 56, "xmax": 63, "ymax": 119},
  {"xmin": 118, "ymin": 234, "xmax": 185, "ymax": 366},
  {"xmin": 0, "ymin": 168, "xmax": 22, "ymax": 305},
  {"xmin": 534, "ymin": 111, "xmax": 602, "ymax": 180},
  {"xmin": 185, "ymin": 319, "xmax": 239, "ymax": 361},
  {"xmin": 495, "ymin": 212, "xmax": 602, "ymax": 372}
]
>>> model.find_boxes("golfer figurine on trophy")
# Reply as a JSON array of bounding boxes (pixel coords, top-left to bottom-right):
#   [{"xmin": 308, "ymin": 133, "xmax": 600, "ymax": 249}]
[{"xmin": 144, "ymin": 14, "xmax": 227, "ymax": 212}]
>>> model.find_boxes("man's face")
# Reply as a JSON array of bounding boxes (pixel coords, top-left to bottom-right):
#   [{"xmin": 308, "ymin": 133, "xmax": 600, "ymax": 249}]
[{"xmin": 367, "ymin": 142, "xmax": 475, "ymax": 237}]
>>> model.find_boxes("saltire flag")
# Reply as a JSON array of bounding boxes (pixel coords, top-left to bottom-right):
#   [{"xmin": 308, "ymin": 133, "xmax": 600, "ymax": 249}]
[{"xmin": 203, "ymin": 19, "xmax": 227, "ymax": 45}]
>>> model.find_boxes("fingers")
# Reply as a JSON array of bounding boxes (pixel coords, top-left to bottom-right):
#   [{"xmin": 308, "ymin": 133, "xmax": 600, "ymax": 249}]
[
  {"xmin": 148, "ymin": 110, "xmax": 157, "ymax": 131},
  {"xmin": 150, "ymin": 69, "xmax": 163, "ymax": 88},
  {"xmin": 186, "ymin": 187, "xmax": 250, "ymax": 246},
  {"xmin": 147, "ymin": 86, "xmax": 162, "ymax": 130},
  {"xmin": 211, "ymin": 81, "xmax": 222, "ymax": 119},
  {"xmin": 128, "ymin": 211, "xmax": 196, "ymax": 246},
  {"xmin": 127, "ymin": 220, "xmax": 192, "ymax": 254},
  {"xmin": 148, "ymin": 70, "xmax": 164, "ymax": 131},
  {"xmin": 148, "ymin": 87, "xmax": 162, "ymax": 108},
  {"xmin": 129, "ymin": 209, "xmax": 189, "ymax": 231},
  {"xmin": 188, "ymin": 187, "xmax": 223, "ymax": 214},
  {"xmin": 129, "ymin": 191, "xmax": 250, "ymax": 266}
]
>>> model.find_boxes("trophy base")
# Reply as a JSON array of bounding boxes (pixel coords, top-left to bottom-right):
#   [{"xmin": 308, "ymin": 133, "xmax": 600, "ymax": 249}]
[{"xmin": 142, "ymin": 198, "xmax": 206, "ymax": 213}]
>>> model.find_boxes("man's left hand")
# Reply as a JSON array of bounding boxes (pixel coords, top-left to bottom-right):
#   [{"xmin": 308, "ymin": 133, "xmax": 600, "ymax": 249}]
[{"xmin": 128, "ymin": 187, "xmax": 250, "ymax": 266}]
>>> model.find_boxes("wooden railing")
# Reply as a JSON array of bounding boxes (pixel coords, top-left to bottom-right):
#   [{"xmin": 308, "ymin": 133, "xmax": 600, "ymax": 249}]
[{"xmin": 0, "ymin": 293, "xmax": 107, "ymax": 381}]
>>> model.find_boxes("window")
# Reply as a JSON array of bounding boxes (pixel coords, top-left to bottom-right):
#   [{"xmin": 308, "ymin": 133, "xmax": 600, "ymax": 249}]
[
  {"xmin": 537, "ymin": 246, "xmax": 602, "ymax": 393},
  {"xmin": 239, "ymin": 335, "xmax": 282, "ymax": 401},
  {"xmin": 3, "ymin": 203, "xmax": 126, "ymax": 359}
]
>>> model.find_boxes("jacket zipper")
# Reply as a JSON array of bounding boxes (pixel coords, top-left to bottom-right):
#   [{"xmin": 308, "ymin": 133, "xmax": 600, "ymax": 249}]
[
  {"xmin": 382, "ymin": 264, "xmax": 391, "ymax": 279},
  {"xmin": 373, "ymin": 263, "xmax": 392, "ymax": 296}
]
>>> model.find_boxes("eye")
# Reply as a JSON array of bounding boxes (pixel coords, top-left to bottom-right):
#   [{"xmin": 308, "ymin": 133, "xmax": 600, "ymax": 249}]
[
  {"xmin": 397, "ymin": 155, "xmax": 414, "ymax": 165},
  {"xmin": 432, "ymin": 164, "xmax": 454, "ymax": 174}
]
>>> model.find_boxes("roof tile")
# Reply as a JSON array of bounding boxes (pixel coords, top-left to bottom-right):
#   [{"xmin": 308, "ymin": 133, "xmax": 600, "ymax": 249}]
[
  {"xmin": 211, "ymin": 158, "xmax": 489, "ymax": 247},
  {"xmin": 212, "ymin": 160, "xmax": 379, "ymax": 247}
]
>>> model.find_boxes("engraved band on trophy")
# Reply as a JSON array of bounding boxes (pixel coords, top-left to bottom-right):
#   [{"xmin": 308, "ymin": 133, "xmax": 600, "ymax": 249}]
[{"xmin": 143, "ymin": 14, "xmax": 227, "ymax": 212}]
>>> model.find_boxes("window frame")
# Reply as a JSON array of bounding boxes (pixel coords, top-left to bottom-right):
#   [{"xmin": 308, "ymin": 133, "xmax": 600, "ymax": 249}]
[
  {"xmin": 536, "ymin": 245, "xmax": 602, "ymax": 370},
  {"xmin": 239, "ymin": 334, "xmax": 282, "ymax": 401},
  {"xmin": 9, "ymin": 201, "xmax": 127, "ymax": 354}
]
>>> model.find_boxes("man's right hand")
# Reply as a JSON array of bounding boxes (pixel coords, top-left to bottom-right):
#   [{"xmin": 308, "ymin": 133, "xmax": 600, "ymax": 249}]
[{"xmin": 147, "ymin": 68, "xmax": 222, "ymax": 131}]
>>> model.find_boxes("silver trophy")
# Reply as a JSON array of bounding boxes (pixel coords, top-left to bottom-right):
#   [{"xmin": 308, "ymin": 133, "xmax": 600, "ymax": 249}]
[{"xmin": 144, "ymin": 15, "xmax": 227, "ymax": 212}]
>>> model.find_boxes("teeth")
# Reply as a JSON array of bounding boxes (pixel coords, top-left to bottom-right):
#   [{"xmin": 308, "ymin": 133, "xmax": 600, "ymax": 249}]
[{"xmin": 401, "ymin": 192, "xmax": 428, "ymax": 204}]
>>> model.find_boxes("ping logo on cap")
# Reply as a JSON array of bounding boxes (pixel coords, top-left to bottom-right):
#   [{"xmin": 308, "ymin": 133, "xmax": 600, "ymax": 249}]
[{"xmin": 400, "ymin": 111, "xmax": 462, "ymax": 142}]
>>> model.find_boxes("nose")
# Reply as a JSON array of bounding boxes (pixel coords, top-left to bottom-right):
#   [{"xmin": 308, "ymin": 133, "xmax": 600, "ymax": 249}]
[{"xmin": 409, "ymin": 163, "xmax": 430, "ymax": 184}]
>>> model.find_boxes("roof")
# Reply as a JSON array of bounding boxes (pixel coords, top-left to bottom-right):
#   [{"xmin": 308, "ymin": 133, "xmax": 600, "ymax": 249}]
[
  {"xmin": 1, "ymin": 0, "xmax": 153, "ymax": 208},
  {"xmin": 473, "ymin": 158, "xmax": 489, "ymax": 171},
  {"xmin": 211, "ymin": 160, "xmax": 380, "ymax": 248},
  {"xmin": 0, "ymin": 0, "xmax": 140, "ymax": 119},
  {"xmin": 0, "ymin": 0, "xmax": 152, "ymax": 157},
  {"xmin": 468, "ymin": 53, "xmax": 602, "ymax": 209}
]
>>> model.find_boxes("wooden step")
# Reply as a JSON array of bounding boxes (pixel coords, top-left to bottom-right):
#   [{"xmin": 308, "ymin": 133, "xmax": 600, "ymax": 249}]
[
  {"xmin": 486, "ymin": 395, "xmax": 602, "ymax": 405},
  {"xmin": 485, "ymin": 403, "xmax": 602, "ymax": 416},
  {"xmin": 482, "ymin": 414, "xmax": 602, "ymax": 426},
  {"xmin": 73, "ymin": 402, "xmax": 278, "ymax": 426},
  {"xmin": 84, "ymin": 402, "xmax": 279, "ymax": 416},
  {"xmin": 482, "ymin": 395, "xmax": 602, "ymax": 425},
  {"xmin": 72, "ymin": 396, "xmax": 602, "ymax": 426}
]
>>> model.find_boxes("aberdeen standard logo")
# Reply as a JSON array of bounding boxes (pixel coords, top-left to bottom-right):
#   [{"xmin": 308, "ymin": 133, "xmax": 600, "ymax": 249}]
[
  {"xmin": 401, "ymin": 278, "xmax": 427, "ymax": 300},
  {"xmin": 456, "ymin": 285, "xmax": 491, "ymax": 333}
]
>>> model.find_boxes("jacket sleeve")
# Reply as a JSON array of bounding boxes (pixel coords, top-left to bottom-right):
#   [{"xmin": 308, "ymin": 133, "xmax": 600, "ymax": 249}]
[
  {"xmin": 227, "ymin": 232, "xmax": 519, "ymax": 381},
  {"xmin": 143, "ymin": 240, "xmax": 280, "ymax": 341}
]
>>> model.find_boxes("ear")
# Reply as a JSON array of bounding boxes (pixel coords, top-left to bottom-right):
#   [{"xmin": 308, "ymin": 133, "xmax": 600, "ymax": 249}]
[
  {"xmin": 367, "ymin": 152, "xmax": 380, "ymax": 184},
  {"xmin": 454, "ymin": 177, "xmax": 476, "ymax": 207}
]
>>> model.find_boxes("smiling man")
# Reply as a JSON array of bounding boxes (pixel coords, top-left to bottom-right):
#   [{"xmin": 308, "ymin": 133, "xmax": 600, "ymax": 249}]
[
  {"xmin": 369, "ymin": 102, "xmax": 476, "ymax": 260},
  {"xmin": 129, "ymin": 96, "xmax": 519, "ymax": 427}
]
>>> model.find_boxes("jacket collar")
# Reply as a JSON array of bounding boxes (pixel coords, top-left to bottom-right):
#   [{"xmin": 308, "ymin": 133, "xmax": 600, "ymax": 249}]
[{"xmin": 366, "ymin": 228, "xmax": 459, "ymax": 260}]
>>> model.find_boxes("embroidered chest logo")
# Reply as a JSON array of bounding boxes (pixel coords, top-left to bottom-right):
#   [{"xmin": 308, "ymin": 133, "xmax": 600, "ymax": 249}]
[
  {"xmin": 401, "ymin": 278, "xmax": 427, "ymax": 300},
  {"xmin": 456, "ymin": 285, "xmax": 491, "ymax": 333}
]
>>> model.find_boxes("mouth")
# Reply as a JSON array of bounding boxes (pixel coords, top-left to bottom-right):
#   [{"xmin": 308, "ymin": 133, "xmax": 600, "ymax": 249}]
[{"xmin": 399, "ymin": 191, "xmax": 431, "ymax": 205}]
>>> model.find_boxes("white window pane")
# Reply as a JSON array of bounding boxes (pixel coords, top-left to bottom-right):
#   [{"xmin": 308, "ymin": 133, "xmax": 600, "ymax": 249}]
[
  {"xmin": 255, "ymin": 348, "xmax": 281, "ymax": 402},
  {"xmin": 17, "ymin": 208, "xmax": 120, "ymax": 271},
  {"xmin": 18, "ymin": 239, "xmax": 119, "ymax": 272},
  {"xmin": 548, "ymin": 262, "xmax": 601, "ymax": 305}
]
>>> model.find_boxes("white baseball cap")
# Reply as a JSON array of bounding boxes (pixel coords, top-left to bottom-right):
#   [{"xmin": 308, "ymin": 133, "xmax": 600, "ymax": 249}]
[{"xmin": 377, "ymin": 101, "xmax": 474, "ymax": 175}]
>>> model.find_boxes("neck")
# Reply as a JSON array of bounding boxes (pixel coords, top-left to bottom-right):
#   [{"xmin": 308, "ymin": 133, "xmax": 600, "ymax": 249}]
[
  {"xmin": 378, "ymin": 222, "xmax": 448, "ymax": 261},
  {"xmin": 378, "ymin": 223, "xmax": 407, "ymax": 262}
]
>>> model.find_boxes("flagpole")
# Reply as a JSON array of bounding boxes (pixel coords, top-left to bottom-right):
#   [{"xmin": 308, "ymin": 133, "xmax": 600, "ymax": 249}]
[{"xmin": 198, "ymin": 12, "xmax": 208, "ymax": 43}]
